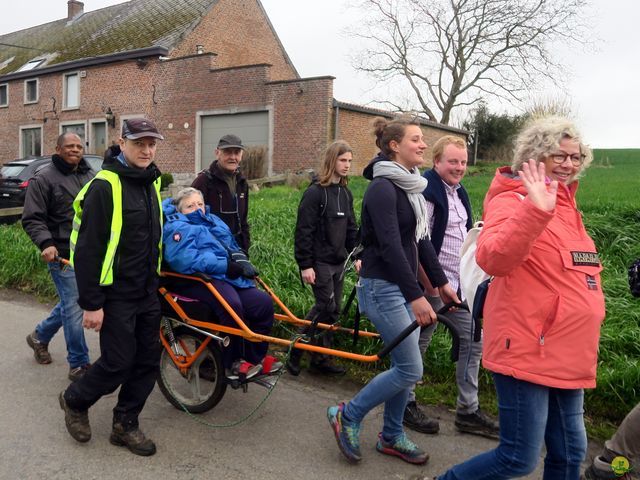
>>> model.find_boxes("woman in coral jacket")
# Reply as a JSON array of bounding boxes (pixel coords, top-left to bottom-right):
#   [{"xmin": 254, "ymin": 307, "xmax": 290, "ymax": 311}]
[{"xmin": 434, "ymin": 116, "xmax": 606, "ymax": 480}]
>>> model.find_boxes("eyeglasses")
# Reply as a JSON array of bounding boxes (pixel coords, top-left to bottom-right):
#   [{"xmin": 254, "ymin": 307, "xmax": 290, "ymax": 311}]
[{"xmin": 548, "ymin": 152, "xmax": 586, "ymax": 166}]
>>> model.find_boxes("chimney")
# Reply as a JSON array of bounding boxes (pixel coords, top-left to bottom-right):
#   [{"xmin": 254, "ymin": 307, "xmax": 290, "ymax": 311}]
[{"xmin": 67, "ymin": 0, "xmax": 84, "ymax": 20}]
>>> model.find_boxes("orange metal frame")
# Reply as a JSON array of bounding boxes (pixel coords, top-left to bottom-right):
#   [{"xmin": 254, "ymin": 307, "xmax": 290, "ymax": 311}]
[{"xmin": 159, "ymin": 271, "xmax": 382, "ymax": 363}]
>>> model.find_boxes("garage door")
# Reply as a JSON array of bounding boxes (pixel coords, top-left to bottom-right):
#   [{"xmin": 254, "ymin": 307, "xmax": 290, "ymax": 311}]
[{"xmin": 199, "ymin": 111, "xmax": 269, "ymax": 172}]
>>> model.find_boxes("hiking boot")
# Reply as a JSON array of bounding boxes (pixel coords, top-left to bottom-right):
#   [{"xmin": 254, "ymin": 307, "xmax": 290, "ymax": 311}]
[
  {"xmin": 68, "ymin": 364, "xmax": 91, "ymax": 382},
  {"xmin": 110, "ymin": 423, "xmax": 156, "ymax": 456},
  {"xmin": 327, "ymin": 402, "xmax": 362, "ymax": 463},
  {"xmin": 286, "ymin": 349, "xmax": 303, "ymax": 376},
  {"xmin": 455, "ymin": 408, "xmax": 500, "ymax": 439},
  {"xmin": 26, "ymin": 330, "xmax": 52, "ymax": 364},
  {"xmin": 261, "ymin": 355, "xmax": 283, "ymax": 374},
  {"xmin": 310, "ymin": 359, "xmax": 346, "ymax": 376},
  {"xmin": 58, "ymin": 390, "xmax": 91, "ymax": 443},
  {"xmin": 376, "ymin": 432, "xmax": 429, "ymax": 465},
  {"xmin": 403, "ymin": 401, "xmax": 440, "ymax": 434}
]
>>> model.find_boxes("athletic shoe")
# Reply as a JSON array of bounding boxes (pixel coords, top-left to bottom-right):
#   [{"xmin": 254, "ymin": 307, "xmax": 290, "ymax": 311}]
[
  {"xmin": 376, "ymin": 432, "xmax": 429, "ymax": 465},
  {"xmin": 327, "ymin": 402, "xmax": 362, "ymax": 463}
]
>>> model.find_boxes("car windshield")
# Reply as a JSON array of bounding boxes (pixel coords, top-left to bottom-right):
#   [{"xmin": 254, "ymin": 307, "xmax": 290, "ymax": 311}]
[
  {"xmin": 0, "ymin": 165, "xmax": 27, "ymax": 178},
  {"xmin": 84, "ymin": 156, "xmax": 103, "ymax": 172}
]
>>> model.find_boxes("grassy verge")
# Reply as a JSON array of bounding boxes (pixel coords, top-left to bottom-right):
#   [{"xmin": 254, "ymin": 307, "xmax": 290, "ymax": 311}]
[{"xmin": 1, "ymin": 149, "xmax": 638, "ymax": 440}]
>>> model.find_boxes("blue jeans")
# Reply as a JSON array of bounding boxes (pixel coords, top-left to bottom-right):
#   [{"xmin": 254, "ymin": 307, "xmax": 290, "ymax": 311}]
[
  {"xmin": 35, "ymin": 262, "xmax": 89, "ymax": 368},
  {"xmin": 438, "ymin": 373, "xmax": 587, "ymax": 480},
  {"xmin": 344, "ymin": 277, "xmax": 423, "ymax": 440},
  {"xmin": 410, "ymin": 295, "xmax": 482, "ymax": 414}
]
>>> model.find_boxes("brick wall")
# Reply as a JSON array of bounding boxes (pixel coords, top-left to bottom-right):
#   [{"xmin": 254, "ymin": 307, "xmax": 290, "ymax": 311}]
[
  {"xmin": 171, "ymin": 0, "xmax": 298, "ymax": 81},
  {"xmin": 335, "ymin": 108, "xmax": 467, "ymax": 175},
  {"xmin": 0, "ymin": 57, "xmax": 338, "ymax": 176},
  {"xmin": 266, "ymin": 77, "xmax": 334, "ymax": 173}
]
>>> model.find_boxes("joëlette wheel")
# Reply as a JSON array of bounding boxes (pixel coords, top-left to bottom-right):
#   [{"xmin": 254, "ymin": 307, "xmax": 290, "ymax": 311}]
[{"xmin": 158, "ymin": 325, "xmax": 227, "ymax": 413}]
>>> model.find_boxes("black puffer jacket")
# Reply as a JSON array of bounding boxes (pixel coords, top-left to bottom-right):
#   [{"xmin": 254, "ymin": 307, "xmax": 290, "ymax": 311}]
[
  {"xmin": 73, "ymin": 156, "xmax": 162, "ymax": 310},
  {"xmin": 191, "ymin": 161, "xmax": 250, "ymax": 252},
  {"xmin": 294, "ymin": 182, "xmax": 359, "ymax": 269},
  {"xmin": 22, "ymin": 155, "xmax": 95, "ymax": 259},
  {"xmin": 359, "ymin": 153, "xmax": 447, "ymax": 302}
]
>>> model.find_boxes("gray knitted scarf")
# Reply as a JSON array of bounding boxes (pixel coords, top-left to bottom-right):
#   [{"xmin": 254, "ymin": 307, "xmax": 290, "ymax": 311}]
[{"xmin": 373, "ymin": 161, "xmax": 429, "ymax": 241}]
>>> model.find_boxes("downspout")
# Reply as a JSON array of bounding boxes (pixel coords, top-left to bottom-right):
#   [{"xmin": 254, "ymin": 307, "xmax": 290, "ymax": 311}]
[{"xmin": 334, "ymin": 103, "xmax": 340, "ymax": 140}]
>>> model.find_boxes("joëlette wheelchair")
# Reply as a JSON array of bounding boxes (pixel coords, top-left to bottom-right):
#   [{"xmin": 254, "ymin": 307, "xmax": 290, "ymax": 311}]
[{"xmin": 157, "ymin": 270, "xmax": 468, "ymax": 414}]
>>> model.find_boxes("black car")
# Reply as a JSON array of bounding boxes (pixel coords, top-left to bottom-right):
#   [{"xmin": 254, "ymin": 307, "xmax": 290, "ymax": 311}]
[{"xmin": 0, "ymin": 155, "xmax": 103, "ymax": 224}]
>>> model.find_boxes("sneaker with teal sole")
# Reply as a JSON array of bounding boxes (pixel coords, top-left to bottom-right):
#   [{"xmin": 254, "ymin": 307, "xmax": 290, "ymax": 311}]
[
  {"xmin": 327, "ymin": 402, "xmax": 362, "ymax": 463},
  {"xmin": 376, "ymin": 432, "xmax": 429, "ymax": 465}
]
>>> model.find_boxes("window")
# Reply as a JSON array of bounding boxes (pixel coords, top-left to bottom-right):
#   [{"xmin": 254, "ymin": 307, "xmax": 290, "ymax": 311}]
[
  {"xmin": 63, "ymin": 72, "xmax": 79, "ymax": 109},
  {"xmin": 0, "ymin": 84, "xmax": 7, "ymax": 107},
  {"xmin": 24, "ymin": 79, "xmax": 38, "ymax": 104},
  {"xmin": 61, "ymin": 123, "xmax": 86, "ymax": 147},
  {"xmin": 17, "ymin": 59, "xmax": 45, "ymax": 72},
  {"xmin": 21, "ymin": 127, "xmax": 42, "ymax": 157}
]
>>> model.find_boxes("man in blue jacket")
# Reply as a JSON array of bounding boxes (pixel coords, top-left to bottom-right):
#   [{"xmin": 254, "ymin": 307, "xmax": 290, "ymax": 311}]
[{"xmin": 403, "ymin": 135, "xmax": 499, "ymax": 439}]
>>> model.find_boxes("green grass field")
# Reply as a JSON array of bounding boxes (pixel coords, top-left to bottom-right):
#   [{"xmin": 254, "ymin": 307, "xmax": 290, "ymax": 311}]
[{"xmin": 1, "ymin": 148, "xmax": 638, "ymax": 437}]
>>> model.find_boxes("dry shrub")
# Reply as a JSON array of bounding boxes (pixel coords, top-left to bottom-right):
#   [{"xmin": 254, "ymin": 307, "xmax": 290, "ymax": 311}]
[
  {"xmin": 285, "ymin": 171, "xmax": 313, "ymax": 189},
  {"xmin": 243, "ymin": 146, "xmax": 268, "ymax": 180}
]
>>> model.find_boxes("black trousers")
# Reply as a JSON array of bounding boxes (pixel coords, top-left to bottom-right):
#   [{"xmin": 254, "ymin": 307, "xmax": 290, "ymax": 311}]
[
  {"xmin": 295, "ymin": 262, "xmax": 345, "ymax": 363},
  {"xmin": 65, "ymin": 293, "xmax": 161, "ymax": 429}
]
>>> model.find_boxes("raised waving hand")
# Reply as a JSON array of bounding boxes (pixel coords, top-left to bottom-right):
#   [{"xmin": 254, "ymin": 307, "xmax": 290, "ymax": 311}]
[{"xmin": 519, "ymin": 159, "xmax": 557, "ymax": 212}]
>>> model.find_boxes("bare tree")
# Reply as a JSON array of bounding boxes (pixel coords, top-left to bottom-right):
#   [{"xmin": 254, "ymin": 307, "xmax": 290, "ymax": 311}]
[{"xmin": 352, "ymin": 0, "xmax": 590, "ymax": 125}]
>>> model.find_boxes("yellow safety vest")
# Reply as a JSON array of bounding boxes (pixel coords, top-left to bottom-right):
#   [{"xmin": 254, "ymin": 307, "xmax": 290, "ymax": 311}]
[{"xmin": 70, "ymin": 170, "xmax": 162, "ymax": 286}]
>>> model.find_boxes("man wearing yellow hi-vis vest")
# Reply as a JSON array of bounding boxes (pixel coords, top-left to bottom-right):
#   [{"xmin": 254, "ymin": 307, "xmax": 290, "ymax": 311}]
[{"xmin": 60, "ymin": 118, "xmax": 163, "ymax": 457}]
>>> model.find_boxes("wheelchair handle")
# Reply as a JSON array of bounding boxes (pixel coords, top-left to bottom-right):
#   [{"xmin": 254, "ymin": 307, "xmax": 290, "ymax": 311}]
[{"xmin": 377, "ymin": 313, "xmax": 448, "ymax": 359}]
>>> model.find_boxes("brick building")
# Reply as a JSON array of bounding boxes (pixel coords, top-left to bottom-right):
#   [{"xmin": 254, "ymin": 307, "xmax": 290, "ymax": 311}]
[{"xmin": 0, "ymin": 0, "xmax": 467, "ymax": 178}]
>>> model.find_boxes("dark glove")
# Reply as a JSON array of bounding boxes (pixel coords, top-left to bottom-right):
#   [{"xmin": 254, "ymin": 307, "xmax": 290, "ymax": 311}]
[
  {"xmin": 229, "ymin": 251, "xmax": 259, "ymax": 278},
  {"xmin": 226, "ymin": 260, "xmax": 244, "ymax": 279}
]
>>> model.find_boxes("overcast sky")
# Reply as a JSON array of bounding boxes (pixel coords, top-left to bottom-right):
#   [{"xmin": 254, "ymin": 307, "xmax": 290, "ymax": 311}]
[{"xmin": 1, "ymin": 0, "xmax": 638, "ymax": 148}]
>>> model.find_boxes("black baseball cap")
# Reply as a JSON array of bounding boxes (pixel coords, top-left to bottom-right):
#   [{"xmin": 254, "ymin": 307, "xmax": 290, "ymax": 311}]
[
  {"xmin": 217, "ymin": 134, "xmax": 244, "ymax": 150},
  {"xmin": 122, "ymin": 118, "xmax": 164, "ymax": 140}
]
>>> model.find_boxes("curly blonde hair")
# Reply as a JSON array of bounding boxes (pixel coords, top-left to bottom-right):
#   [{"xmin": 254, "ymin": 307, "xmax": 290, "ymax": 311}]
[{"xmin": 512, "ymin": 116, "xmax": 593, "ymax": 182}]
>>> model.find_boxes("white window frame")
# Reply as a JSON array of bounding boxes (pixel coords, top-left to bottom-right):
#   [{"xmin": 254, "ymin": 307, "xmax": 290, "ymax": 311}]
[
  {"xmin": 62, "ymin": 71, "xmax": 80, "ymax": 110},
  {"xmin": 0, "ymin": 83, "xmax": 8, "ymax": 107},
  {"xmin": 19, "ymin": 124, "xmax": 44, "ymax": 158},
  {"xmin": 24, "ymin": 78, "xmax": 39, "ymax": 104},
  {"xmin": 60, "ymin": 120, "xmax": 88, "ymax": 149},
  {"xmin": 17, "ymin": 58, "xmax": 45, "ymax": 72},
  {"xmin": 89, "ymin": 119, "xmax": 109, "ymax": 155}
]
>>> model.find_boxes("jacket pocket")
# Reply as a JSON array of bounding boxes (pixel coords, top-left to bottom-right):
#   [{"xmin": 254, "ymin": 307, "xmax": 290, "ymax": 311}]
[{"xmin": 559, "ymin": 248, "xmax": 603, "ymax": 276}]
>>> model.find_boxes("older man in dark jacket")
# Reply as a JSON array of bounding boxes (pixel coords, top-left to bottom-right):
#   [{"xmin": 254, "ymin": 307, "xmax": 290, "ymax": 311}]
[
  {"xmin": 191, "ymin": 134, "xmax": 250, "ymax": 252},
  {"xmin": 23, "ymin": 132, "xmax": 95, "ymax": 381}
]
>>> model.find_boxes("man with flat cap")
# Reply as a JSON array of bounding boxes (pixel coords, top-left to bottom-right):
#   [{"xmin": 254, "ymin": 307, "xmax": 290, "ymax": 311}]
[
  {"xmin": 192, "ymin": 134, "xmax": 251, "ymax": 252},
  {"xmin": 59, "ymin": 118, "xmax": 164, "ymax": 456}
]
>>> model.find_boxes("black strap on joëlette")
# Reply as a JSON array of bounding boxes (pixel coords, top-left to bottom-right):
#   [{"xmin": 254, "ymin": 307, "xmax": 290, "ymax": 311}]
[{"xmin": 340, "ymin": 285, "xmax": 361, "ymax": 346}]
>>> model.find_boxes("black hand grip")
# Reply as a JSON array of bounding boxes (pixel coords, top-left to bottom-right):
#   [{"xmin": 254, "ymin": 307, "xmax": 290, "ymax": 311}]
[
  {"xmin": 377, "ymin": 313, "xmax": 448, "ymax": 359},
  {"xmin": 437, "ymin": 301, "xmax": 469, "ymax": 314}
]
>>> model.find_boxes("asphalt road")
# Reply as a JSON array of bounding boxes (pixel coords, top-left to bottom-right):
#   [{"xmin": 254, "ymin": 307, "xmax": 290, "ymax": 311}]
[{"xmin": 1, "ymin": 289, "xmax": 601, "ymax": 480}]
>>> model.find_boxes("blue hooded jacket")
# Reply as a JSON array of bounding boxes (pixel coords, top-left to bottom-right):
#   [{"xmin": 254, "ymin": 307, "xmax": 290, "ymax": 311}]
[{"xmin": 162, "ymin": 198, "xmax": 254, "ymax": 289}]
